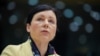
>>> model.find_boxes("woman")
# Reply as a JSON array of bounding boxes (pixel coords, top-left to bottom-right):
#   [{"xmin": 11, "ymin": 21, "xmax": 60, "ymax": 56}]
[{"xmin": 1, "ymin": 4, "xmax": 60, "ymax": 56}]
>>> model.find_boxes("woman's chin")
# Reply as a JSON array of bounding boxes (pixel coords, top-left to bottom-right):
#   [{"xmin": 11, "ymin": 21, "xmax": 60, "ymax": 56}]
[{"xmin": 40, "ymin": 36, "xmax": 51, "ymax": 42}]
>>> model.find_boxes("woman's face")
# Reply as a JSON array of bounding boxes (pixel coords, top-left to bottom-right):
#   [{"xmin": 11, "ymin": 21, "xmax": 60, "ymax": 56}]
[{"xmin": 26, "ymin": 10, "xmax": 57, "ymax": 42}]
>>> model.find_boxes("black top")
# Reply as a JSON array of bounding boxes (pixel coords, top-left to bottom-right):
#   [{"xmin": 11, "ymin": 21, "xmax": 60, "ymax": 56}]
[{"xmin": 30, "ymin": 37, "xmax": 55, "ymax": 56}]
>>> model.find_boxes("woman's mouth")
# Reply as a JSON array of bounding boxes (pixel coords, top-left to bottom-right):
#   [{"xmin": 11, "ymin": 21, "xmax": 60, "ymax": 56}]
[{"xmin": 41, "ymin": 30, "xmax": 49, "ymax": 34}]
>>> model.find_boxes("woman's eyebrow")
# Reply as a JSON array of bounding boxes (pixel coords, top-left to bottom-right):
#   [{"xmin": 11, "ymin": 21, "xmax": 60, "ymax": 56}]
[
  {"xmin": 38, "ymin": 14, "xmax": 55, "ymax": 19},
  {"xmin": 38, "ymin": 14, "xmax": 45, "ymax": 17},
  {"xmin": 49, "ymin": 16, "xmax": 54, "ymax": 19}
]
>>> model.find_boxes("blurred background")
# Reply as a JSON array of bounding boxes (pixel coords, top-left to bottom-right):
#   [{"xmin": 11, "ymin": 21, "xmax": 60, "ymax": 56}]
[{"xmin": 0, "ymin": 0, "xmax": 100, "ymax": 56}]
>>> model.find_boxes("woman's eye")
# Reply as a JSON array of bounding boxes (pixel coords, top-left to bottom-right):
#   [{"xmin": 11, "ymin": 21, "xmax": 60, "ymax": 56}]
[
  {"xmin": 37, "ymin": 18, "xmax": 43, "ymax": 21},
  {"xmin": 49, "ymin": 20, "xmax": 55, "ymax": 24}
]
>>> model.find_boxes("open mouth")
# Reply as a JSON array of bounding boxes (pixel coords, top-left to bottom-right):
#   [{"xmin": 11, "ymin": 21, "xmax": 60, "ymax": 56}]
[{"xmin": 41, "ymin": 30, "xmax": 49, "ymax": 34}]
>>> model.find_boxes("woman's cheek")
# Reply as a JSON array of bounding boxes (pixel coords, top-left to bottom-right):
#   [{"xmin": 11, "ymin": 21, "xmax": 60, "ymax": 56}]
[
  {"xmin": 31, "ymin": 23, "xmax": 38, "ymax": 32},
  {"xmin": 51, "ymin": 27, "xmax": 56, "ymax": 37}
]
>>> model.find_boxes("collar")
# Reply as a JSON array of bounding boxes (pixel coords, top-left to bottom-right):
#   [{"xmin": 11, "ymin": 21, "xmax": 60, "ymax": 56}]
[{"xmin": 30, "ymin": 38, "xmax": 55, "ymax": 56}]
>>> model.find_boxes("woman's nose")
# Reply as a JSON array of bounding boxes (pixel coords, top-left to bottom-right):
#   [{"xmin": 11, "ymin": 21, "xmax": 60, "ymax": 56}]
[{"xmin": 43, "ymin": 20, "xmax": 49, "ymax": 28}]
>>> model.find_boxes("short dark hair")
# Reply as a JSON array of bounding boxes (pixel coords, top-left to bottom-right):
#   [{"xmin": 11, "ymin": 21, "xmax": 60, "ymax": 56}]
[{"xmin": 26, "ymin": 4, "xmax": 60, "ymax": 25}]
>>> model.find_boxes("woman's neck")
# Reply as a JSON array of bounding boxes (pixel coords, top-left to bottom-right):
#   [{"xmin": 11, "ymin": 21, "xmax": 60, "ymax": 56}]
[{"xmin": 34, "ymin": 39, "xmax": 49, "ymax": 56}]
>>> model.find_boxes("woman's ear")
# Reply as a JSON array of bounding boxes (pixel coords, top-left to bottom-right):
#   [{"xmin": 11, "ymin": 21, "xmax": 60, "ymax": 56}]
[{"xmin": 26, "ymin": 24, "xmax": 30, "ymax": 32}]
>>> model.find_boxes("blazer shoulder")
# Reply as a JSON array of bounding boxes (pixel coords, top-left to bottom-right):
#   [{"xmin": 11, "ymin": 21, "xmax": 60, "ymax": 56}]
[{"xmin": 1, "ymin": 39, "xmax": 31, "ymax": 56}]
